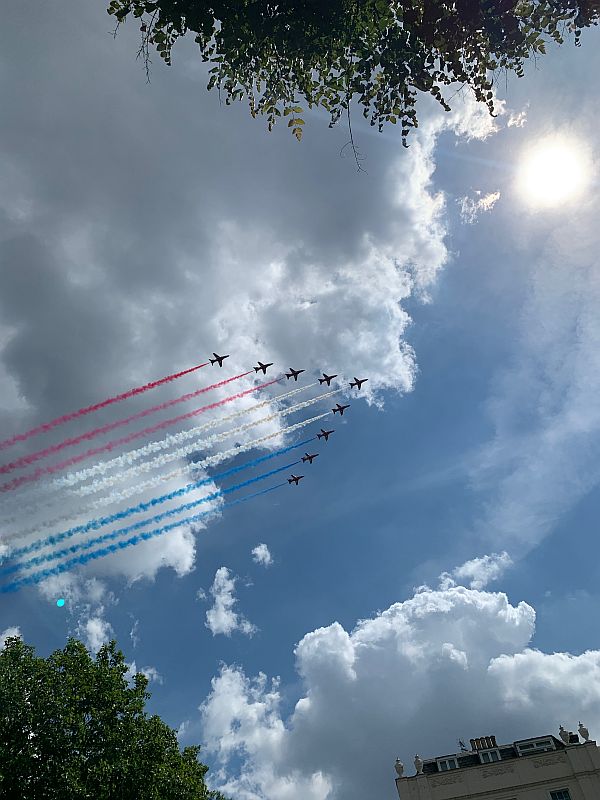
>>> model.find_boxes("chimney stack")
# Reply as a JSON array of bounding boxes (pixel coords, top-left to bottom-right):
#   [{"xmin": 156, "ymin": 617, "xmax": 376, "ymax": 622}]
[{"xmin": 470, "ymin": 735, "xmax": 497, "ymax": 750}]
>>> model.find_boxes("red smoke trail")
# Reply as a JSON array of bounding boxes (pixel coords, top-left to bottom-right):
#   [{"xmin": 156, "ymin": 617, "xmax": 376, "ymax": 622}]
[
  {"xmin": 0, "ymin": 360, "xmax": 209, "ymax": 452},
  {"xmin": 0, "ymin": 377, "xmax": 280, "ymax": 494},
  {"xmin": 0, "ymin": 372, "xmax": 252, "ymax": 474}
]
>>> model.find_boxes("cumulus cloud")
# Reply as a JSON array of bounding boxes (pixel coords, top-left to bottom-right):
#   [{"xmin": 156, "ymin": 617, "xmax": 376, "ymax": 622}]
[
  {"xmin": 439, "ymin": 551, "xmax": 513, "ymax": 590},
  {"xmin": 252, "ymin": 543, "xmax": 273, "ymax": 567},
  {"xmin": 205, "ymin": 567, "xmax": 257, "ymax": 637},
  {"xmin": 0, "ymin": 625, "xmax": 22, "ymax": 649},
  {"xmin": 77, "ymin": 610, "xmax": 114, "ymax": 653},
  {"xmin": 458, "ymin": 190, "xmax": 501, "ymax": 224},
  {"xmin": 198, "ymin": 583, "xmax": 600, "ymax": 800}
]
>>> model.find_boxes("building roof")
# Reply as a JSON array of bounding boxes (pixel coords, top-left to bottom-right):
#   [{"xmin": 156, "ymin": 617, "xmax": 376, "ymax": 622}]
[{"xmin": 421, "ymin": 734, "xmax": 567, "ymax": 776}]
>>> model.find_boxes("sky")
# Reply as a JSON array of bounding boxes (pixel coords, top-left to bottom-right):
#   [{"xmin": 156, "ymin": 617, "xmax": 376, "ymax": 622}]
[{"xmin": 1, "ymin": 3, "xmax": 600, "ymax": 799}]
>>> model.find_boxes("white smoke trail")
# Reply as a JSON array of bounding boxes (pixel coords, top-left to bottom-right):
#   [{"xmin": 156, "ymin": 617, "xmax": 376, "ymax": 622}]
[
  {"xmin": 56, "ymin": 382, "xmax": 316, "ymax": 487},
  {"xmin": 1, "ymin": 411, "xmax": 331, "ymax": 547},
  {"xmin": 0, "ymin": 382, "xmax": 318, "ymax": 525},
  {"xmin": 77, "ymin": 390, "xmax": 339, "ymax": 497}
]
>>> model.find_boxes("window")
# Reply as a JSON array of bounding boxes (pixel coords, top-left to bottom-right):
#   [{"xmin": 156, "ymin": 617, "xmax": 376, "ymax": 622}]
[
  {"xmin": 516, "ymin": 738, "xmax": 555, "ymax": 755},
  {"xmin": 437, "ymin": 758, "xmax": 458, "ymax": 772},
  {"xmin": 479, "ymin": 749, "xmax": 501, "ymax": 764},
  {"xmin": 549, "ymin": 791, "xmax": 572, "ymax": 800}
]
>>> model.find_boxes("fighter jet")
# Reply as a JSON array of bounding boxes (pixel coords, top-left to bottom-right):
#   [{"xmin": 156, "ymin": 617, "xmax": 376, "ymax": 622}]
[
  {"xmin": 254, "ymin": 361, "xmax": 274, "ymax": 374},
  {"xmin": 285, "ymin": 367, "xmax": 305, "ymax": 381},
  {"xmin": 209, "ymin": 353, "xmax": 229, "ymax": 367},
  {"xmin": 319, "ymin": 373, "xmax": 338, "ymax": 386},
  {"xmin": 302, "ymin": 452, "xmax": 319, "ymax": 464},
  {"xmin": 288, "ymin": 474, "xmax": 304, "ymax": 485},
  {"xmin": 349, "ymin": 377, "xmax": 368, "ymax": 390},
  {"xmin": 317, "ymin": 428, "xmax": 334, "ymax": 441},
  {"xmin": 332, "ymin": 403, "xmax": 350, "ymax": 416}
]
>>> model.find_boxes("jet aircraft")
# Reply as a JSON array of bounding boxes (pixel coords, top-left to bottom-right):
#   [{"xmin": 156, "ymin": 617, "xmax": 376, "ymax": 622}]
[
  {"xmin": 302, "ymin": 452, "xmax": 319, "ymax": 464},
  {"xmin": 285, "ymin": 367, "xmax": 305, "ymax": 381},
  {"xmin": 254, "ymin": 361, "xmax": 273, "ymax": 374},
  {"xmin": 332, "ymin": 403, "xmax": 350, "ymax": 416},
  {"xmin": 349, "ymin": 377, "xmax": 368, "ymax": 390},
  {"xmin": 288, "ymin": 474, "xmax": 304, "ymax": 485},
  {"xmin": 209, "ymin": 353, "xmax": 229, "ymax": 367},
  {"xmin": 317, "ymin": 428, "xmax": 334, "ymax": 441},
  {"xmin": 319, "ymin": 373, "xmax": 337, "ymax": 385}
]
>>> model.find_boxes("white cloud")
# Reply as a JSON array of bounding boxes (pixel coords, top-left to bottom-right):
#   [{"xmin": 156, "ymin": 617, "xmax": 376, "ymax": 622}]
[
  {"xmin": 129, "ymin": 616, "xmax": 140, "ymax": 648},
  {"xmin": 507, "ymin": 108, "xmax": 528, "ymax": 127},
  {"xmin": 252, "ymin": 543, "xmax": 273, "ymax": 567},
  {"xmin": 0, "ymin": 625, "xmax": 22, "ymax": 649},
  {"xmin": 125, "ymin": 660, "xmax": 164, "ymax": 685},
  {"xmin": 177, "ymin": 720, "xmax": 191, "ymax": 742},
  {"xmin": 439, "ymin": 551, "xmax": 513, "ymax": 590},
  {"xmin": 77, "ymin": 609, "xmax": 114, "ymax": 653},
  {"xmin": 199, "ymin": 583, "xmax": 600, "ymax": 800},
  {"xmin": 205, "ymin": 567, "xmax": 257, "ymax": 637},
  {"xmin": 458, "ymin": 190, "xmax": 501, "ymax": 224}
]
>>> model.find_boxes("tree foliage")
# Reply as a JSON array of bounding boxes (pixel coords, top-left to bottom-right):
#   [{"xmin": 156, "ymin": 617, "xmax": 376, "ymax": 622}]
[
  {"xmin": 107, "ymin": 0, "xmax": 599, "ymax": 147},
  {"xmin": 0, "ymin": 636, "xmax": 227, "ymax": 800}
]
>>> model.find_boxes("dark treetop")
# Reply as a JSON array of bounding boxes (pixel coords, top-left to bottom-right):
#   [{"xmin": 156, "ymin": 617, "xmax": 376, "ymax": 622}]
[
  {"xmin": 0, "ymin": 636, "xmax": 227, "ymax": 800},
  {"xmin": 108, "ymin": 0, "xmax": 599, "ymax": 148}
]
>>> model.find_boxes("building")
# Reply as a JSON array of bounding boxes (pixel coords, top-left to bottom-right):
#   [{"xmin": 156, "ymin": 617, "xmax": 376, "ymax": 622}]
[{"xmin": 394, "ymin": 725, "xmax": 600, "ymax": 800}]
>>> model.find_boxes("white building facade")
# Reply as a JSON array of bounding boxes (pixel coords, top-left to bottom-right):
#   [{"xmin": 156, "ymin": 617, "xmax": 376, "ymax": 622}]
[{"xmin": 395, "ymin": 728, "xmax": 600, "ymax": 800}]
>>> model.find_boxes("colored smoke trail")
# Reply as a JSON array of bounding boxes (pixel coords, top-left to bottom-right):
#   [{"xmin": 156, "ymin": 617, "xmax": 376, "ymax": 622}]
[
  {"xmin": 0, "ymin": 377, "xmax": 280, "ymax": 494},
  {"xmin": 56, "ymin": 382, "xmax": 317, "ymax": 488},
  {"xmin": 0, "ymin": 383, "xmax": 317, "ymax": 522},
  {"xmin": 0, "ymin": 412, "xmax": 328, "ymax": 545},
  {"xmin": 3, "ymin": 459, "xmax": 302, "ymax": 574},
  {"xmin": 77, "ymin": 389, "xmax": 339, "ymax": 497},
  {"xmin": 1, "ymin": 474, "xmax": 292, "ymax": 592},
  {"xmin": 86, "ymin": 411, "xmax": 330, "ymax": 509},
  {"xmin": 2, "ymin": 443, "xmax": 312, "ymax": 564},
  {"xmin": 0, "ymin": 372, "xmax": 252, "ymax": 474},
  {"xmin": 0, "ymin": 360, "xmax": 209, "ymax": 452},
  {"xmin": 0, "ymin": 383, "xmax": 314, "ymax": 523}
]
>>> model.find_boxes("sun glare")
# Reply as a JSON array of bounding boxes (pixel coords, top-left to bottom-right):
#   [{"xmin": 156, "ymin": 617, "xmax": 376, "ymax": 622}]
[{"xmin": 517, "ymin": 137, "xmax": 589, "ymax": 208}]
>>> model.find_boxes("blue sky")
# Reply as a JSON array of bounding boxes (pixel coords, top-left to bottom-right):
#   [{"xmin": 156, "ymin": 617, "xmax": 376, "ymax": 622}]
[{"xmin": 1, "ymin": 4, "xmax": 600, "ymax": 799}]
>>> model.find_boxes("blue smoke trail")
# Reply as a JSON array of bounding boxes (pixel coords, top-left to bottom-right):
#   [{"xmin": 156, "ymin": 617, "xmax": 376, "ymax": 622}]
[
  {"xmin": 0, "ymin": 481, "xmax": 288, "ymax": 594},
  {"xmin": 2, "ymin": 437, "xmax": 313, "ymax": 565},
  {"xmin": 0, "ymin": 461, "xmax": 297, "ymax": 579}
]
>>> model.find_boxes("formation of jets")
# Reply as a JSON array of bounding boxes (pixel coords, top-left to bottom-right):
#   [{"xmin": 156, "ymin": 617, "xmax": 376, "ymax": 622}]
[
  {"xmin": 209, "ymin": 353, "xmax": 369, "ymax": 490},
  {"xmin": 211, "ymin": 355, "xmax": 368, "ymax": 392}
]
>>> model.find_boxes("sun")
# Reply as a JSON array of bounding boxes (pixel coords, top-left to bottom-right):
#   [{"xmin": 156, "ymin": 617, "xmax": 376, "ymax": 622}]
[{"xmin": 516, "ymin": 137, "xmax": 589, "ymax": 208}]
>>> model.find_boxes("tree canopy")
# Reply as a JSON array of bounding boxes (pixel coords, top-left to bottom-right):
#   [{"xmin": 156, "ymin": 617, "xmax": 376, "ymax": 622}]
[
  {"xmin": 0, "ymin": 636, "xmax": 226, "ymax": 800},
  {"xmin": 107, "ymin": 0, "xmax": 599, "ymax": 148}
]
